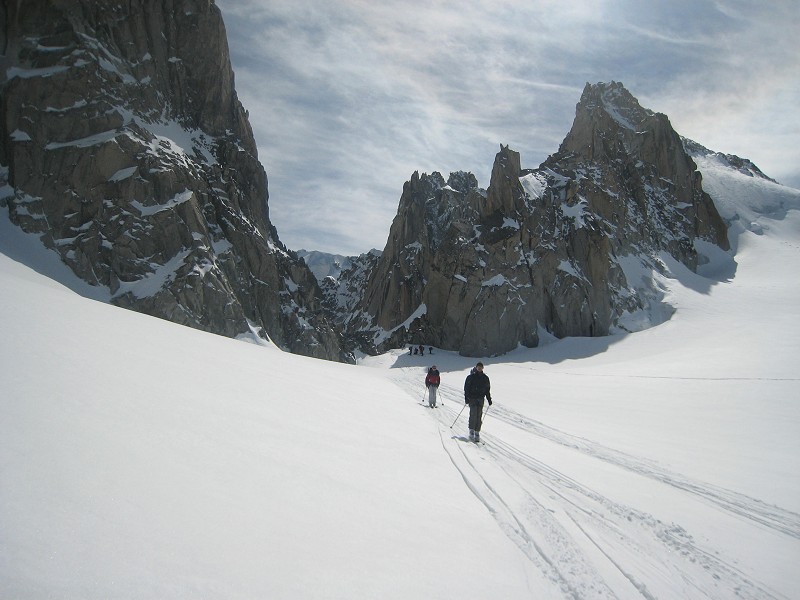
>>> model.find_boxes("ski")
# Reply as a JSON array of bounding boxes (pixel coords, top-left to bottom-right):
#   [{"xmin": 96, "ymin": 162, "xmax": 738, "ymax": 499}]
[{"xmin": 455, "ymin": 435, "xmax": 485, "ymax": 445}]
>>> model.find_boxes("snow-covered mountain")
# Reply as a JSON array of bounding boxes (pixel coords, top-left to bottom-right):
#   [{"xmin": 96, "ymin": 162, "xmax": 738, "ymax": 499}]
[
  {"xmin": 684, "ymin": 138, "xmax": 799, "ymax": 240},
  {"xmin": 2, "ymin": 138, "xmax": 798, "ymax": 598},
  {"xmin": 297, "ymin": 248, "xmax": 377, "ymax": 282},
  {"xmin": 295, "ymin": 247, "xmax": 385, "ymax": 340}
]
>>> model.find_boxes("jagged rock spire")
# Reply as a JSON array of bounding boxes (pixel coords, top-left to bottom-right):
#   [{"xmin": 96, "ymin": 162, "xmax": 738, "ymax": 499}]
[
  {"xmin": 485, "ymin": 145, "xmax": 525, "ymax": 216},
  {"xmin": 339, "ymin": 82, "xmax": 731, "ymax": 356}
]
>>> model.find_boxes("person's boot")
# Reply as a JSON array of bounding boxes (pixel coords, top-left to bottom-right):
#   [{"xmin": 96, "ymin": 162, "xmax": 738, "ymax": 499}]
[
  {"xmin": 469, "ymin": 429, "xmax": 475, "ymax": 441},
  {"xmin": 474, "ymin": 431, "xmax": 481, "ymax": 443}
]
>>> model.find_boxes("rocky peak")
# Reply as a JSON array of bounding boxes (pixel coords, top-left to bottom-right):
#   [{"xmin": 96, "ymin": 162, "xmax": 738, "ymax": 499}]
[
  {"xmin": 586, "ymin": 81, "xmax": 654, "ymax": 129},
  {"xmin": 446, "ymin": 170, "xmax": 479, "ymax": 194},
  {"xmin": 552, "ymin": 81, "xmax": 729, "ymax": 255},
  {"xmin": 341, "ymin": 82, "xmax": 732, "ymax": 356},
  {"xmin": 485, "ymin": 144, "xmax": 524, "ymax": 216},
  {"xmin": 1, "ymin": 0, "xmax": 344, "ymax": 361},
  {"xmin": 351, "ymin": 168, "xmax": 484, "ymax": 340},
  {"xmin": 560, "ymin": 81, "xmax": 662, "ymax": 161}
]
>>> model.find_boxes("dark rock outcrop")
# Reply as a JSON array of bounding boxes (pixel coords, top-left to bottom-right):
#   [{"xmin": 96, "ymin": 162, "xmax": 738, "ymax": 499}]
[{"xmin": 0, "ymin": 0, "xmax": 343, "ymax": 360}]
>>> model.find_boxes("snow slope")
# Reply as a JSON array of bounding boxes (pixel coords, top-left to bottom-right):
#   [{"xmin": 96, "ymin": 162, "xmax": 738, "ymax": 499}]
[{"xmin": 2, "ymin": 168, "xmax": 799, "ymax": 598}]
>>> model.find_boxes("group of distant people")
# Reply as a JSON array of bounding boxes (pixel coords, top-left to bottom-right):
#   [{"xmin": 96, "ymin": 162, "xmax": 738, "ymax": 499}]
[
  {"xmin": 409, "ymin": 344, "xmax": 433, "ymax": 355},
  {"xmin": 424, "ymin": 361, "xmax": 492, "ymax": 443}
]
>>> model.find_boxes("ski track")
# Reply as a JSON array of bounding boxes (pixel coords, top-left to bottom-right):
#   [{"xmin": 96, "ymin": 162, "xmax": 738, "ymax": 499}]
[
  {"xmin": 392, "ymin": 369, "xmax": 793, "ymax": 600},
  {"xmin": 487, "ymin": 403, "xmax": 800, "ymax": 541}
]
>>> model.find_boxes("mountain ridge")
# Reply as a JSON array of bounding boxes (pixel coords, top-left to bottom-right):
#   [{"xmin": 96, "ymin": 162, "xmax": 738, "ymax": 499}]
[
  {"xmin": 1, "ymin": 3, "xmax": 792, "ymax": 362},
  {"xmin": 328, "ymin": 82, "xmax": 737, "ymax": 356}
]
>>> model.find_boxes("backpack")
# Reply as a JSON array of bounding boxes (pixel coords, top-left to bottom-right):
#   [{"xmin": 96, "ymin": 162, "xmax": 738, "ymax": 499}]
[{"xmin": 465, "ymin": 372, "xmax": 487, "ymax": 399}]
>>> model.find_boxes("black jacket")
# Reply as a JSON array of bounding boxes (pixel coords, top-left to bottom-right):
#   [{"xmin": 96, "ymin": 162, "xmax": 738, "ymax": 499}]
[{"xmin": 464, "ymin": 371, "xmax": 491, "ymax": 403}]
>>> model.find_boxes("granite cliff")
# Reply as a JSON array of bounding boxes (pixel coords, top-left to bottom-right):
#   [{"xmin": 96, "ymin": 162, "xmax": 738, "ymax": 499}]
[{"xmin": 0, "ymin": 0, "xmax": 342, "ymax": 360}]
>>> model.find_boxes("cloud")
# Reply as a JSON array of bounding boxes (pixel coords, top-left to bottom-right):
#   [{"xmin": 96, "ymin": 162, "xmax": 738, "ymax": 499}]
[{"xmin": 217, "ymin": 0, "xmax": 800, "ymax": 254}]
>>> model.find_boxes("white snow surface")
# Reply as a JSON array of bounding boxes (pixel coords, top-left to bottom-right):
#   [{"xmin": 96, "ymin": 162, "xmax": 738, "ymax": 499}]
[{"xmin": 2, "ymin": 169, "xmax": 800, "ymax": 598}]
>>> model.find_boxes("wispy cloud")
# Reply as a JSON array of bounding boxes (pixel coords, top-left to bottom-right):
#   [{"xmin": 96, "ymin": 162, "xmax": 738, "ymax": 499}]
[{"xmin": 217, "ymin": 0, "xmax": 800, "ymax": 255}]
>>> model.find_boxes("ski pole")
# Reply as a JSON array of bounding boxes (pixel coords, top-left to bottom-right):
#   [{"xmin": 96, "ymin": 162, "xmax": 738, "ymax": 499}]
[{"xmin": 450, "ymin": 403, "xmax": 467, "ymax": 428}]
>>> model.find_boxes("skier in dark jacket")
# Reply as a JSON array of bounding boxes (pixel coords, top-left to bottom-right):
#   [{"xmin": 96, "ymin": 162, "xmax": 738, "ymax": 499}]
[
  {"xmin": 464, "ymin": 362, "xmax": 492, "ymax": 442},
  {"xmin": 425, "ymin": 366, "xmax": 441, "ymax": 407}
]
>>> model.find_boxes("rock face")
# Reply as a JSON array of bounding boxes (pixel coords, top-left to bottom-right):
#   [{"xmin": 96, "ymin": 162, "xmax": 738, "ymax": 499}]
[
  {"xmin": 342, "ymin": 82, "xmax": 730, "ymax": 356},
  {"xmin": 357, "ymin": 171, "xmax": 483, "ymax": 332},
  {"xmin": 0, "ymin": 0, "xmax": 343, "ymax": 360},
  {"xmin": 0, "ymin": 10, "xmax": 732, "ymax": 366}
]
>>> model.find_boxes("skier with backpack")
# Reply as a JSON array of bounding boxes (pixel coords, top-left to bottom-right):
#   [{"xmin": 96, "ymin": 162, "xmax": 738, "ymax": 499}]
[
  {"xmin": 425, "ymin": 365, "xmax": 441, "ymax": 408},
  {"xmin": 463, "ymin": 362, "xmax": 492, "ymax": 442}
]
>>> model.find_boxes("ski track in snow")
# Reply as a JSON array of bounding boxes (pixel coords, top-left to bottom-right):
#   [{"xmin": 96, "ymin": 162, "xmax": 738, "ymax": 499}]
[
  {"xmin": 486, "ymin": 403, "xmax": 800, "ymax": 541},
  {"xmin": 392, "ymin": 369, "xmax": 793, "ymax": 600}
]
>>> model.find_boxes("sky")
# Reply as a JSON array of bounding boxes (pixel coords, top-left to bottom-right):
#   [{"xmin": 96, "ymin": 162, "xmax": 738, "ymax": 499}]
[
  {"xmin": 2, "ymin": 141, "xmax": 799, "ymax": 598},
  {"xmin": 215, "ymin": 0, "xmax": 800, "ymax": 256}
]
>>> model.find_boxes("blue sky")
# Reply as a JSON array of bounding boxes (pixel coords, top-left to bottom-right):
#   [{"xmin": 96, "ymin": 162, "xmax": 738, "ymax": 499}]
[{"xmin": 216, "ymin": 0, "xmax": 799, "ymax": 256}]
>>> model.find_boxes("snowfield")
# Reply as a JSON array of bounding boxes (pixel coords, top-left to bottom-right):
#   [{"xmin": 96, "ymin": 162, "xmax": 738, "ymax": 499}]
[{"xmin": 1, "ymin": 164, "xmax": 799, "ymax": 598}]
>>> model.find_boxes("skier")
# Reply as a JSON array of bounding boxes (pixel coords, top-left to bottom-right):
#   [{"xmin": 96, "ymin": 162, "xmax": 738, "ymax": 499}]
[
  {"xmin": 425, "ymin": 365, "xmax": 441, "ymax": 408},
  {"xmin": 463, "ymin": 362, "xmax": 492, "ymax": 442}
]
